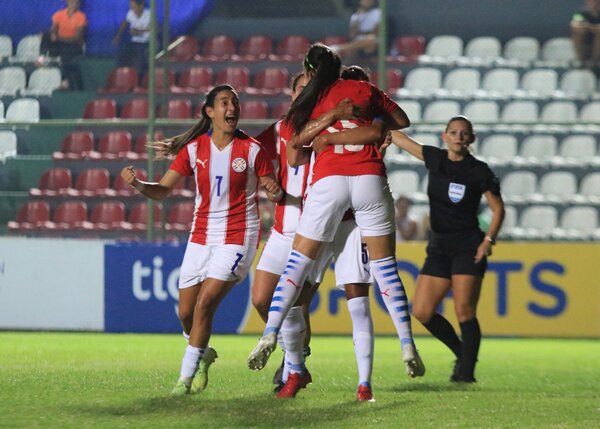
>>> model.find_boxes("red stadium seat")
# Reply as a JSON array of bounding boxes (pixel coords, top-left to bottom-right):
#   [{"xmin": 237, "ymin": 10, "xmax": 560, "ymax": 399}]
[
  {"xmin": 197, "ymin": 35, "xmax": 236, "ymax": 62},
  {"xmin": 165, "ymin": 201, "xmax": 195, "ymax": 232},
  {"xmin": 98, "ymin": 67, "xmax": 138, "ymax": 94},
  {"xmin": 7, "ymin": 201, "xmax": 53, "ymax": 233},
  {"xmin": 68, "ymin": 168, "xmax": 111, "ymax": 197},
  {"xmin": 90, "ymin": 131, "xmax": 135, "ymax": 161},
  {"xmin": 270, "ymin": 100, "xmax": 291, "ymax": 119},
  {"xmin": 371, "ymin": 69, "xmax": 404, "ymax": 93},
  {"xmin": 174, "ymin": 67, "xmax": 213, "ymax": 94},
  {"xmin": 53, "ymin": 200, "xmax": 92, "ymax": 231},
  {"xmin": 165, "ymin": 35, "xmax": 199, "ymax": 62},
  {"xmin": 215, "ymin": 66, "xmax": 250, "ymax": 92},
  {"xmin": 319, "ymin": 35, "xmax": 349, "ymax": 46},
  {"xmin": 269, "ymin": 35, "xmax": 311, "ymax": 61},
  {"xmin": 83, "ymin": 98, "xmax": 117, "ymax": 119},
  {"xmin": 246, "ymin": 67, "xmax": 291, "ymax": 96},
  {"xmin": 30, "ymin": 167, "xmax": 72, "ymax": 197},
  {"xmin": 388, "ymin": 35, "xmax": 426, "ymax": 63},
  {"xmin": 128, "ymin": 201, "xmax": 162, "ymax": 232},
  {"xmin": 52, "ymin": 131, "xmax": 95, "ymax": 160},
  {"xmin": 134, "ymin": 131, "xmax": 164, "ymax": 160},
  {"xmin": 164, "ymin": 98, "xmax": 192, "ymax": 119},
  {"xmin": 134, "ymin": 68, "xmax": 177, "ymax": 94},
  {"xmin": 90, "ymin": 201, "xmax": 129, "ymax": 231},
  {"xmin": 240, "ymin": 99, "xmax": 269, "ymax": 119},
  {"xmin": 121, "ymin": 98, "xmax": 149, "ymax": 119},
  {"xmin": 112, "ymin": 168, "xmax": 148, "ymax": 197},
  {"xmin": 233, "ymin": 35, "xmax": 272, "ymax": 61}
]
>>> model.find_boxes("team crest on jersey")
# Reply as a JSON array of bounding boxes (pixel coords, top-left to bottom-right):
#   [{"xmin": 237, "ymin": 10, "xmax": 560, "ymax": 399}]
[
  {"xmin": 232, "ymin": 157, "xmax": 247, "ymax": 173},
  {"xmin": 448, "ymin": 182, "xmax": 466, "ymax": 203}
]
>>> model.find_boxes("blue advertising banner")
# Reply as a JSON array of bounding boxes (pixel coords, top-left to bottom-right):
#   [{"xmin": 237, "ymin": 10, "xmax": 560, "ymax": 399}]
[{"xmin": 104, "ymin": 242, "xmax": 251, "ymax": 333}]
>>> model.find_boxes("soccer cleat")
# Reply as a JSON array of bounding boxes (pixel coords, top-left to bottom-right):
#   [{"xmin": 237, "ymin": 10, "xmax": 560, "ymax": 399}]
[
  {"xmin": 273, "ymin": 381, "xmax": 285, "ymax": 394},
  {"xmin": 170, "ymin": 379, "xmax": 192, "ymax": 396},
  {"xmin": 356, "ymin": 384, "xmax": 375, "ymax": 402},
  {"xmin": 272, "ymin": 356, "xmax": 285, "ymax": 385},
  {"xmin": 276, "ymin": 369, "xmax": 312, "ymax": 399},
  {"xmin": 402, "ymin": 343, "xmax": 426, "ymax": 378},
  {"xmin": 247, "ymin": 332, "xmax": 278, "ymax": 370},
  {"xmin": 450, "ymin": 359, "xmax": 462, "ymax": 382},
  {"xmin": 192, "ymin": 347, "xmax": 218, "ymax": 393}
]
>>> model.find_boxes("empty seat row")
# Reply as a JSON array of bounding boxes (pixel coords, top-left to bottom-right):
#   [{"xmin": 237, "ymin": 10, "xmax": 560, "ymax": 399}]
[
  {"xmin": 0, "ymin": 98, "xmax": 40, "ymax": 122},
  {"xmin": 0, "ymin": 66, "xmax": 61, "ymax": 96},
  {"xmin": 397, "ymin": 67, "xmax": 599, "ymax": 100}
]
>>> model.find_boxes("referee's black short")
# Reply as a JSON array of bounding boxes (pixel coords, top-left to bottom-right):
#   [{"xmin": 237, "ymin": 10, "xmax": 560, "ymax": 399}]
[{"xmin": 421, "ymin": 230, "xmax": 487, "ymax": 279}]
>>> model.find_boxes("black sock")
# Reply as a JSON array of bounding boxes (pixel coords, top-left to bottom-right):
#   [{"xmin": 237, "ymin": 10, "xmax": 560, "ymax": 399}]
[
  {"xmin": 423, "ymin": 313, "xmax": 462, "ymax": 358},
  {"xmin": 459, "ymin": 318, "xmax": 481, "ymax": 380}
]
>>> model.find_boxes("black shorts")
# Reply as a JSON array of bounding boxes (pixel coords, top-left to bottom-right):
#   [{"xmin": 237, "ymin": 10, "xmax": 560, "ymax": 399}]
[{"xmin": 420, "ymin": 230, "xmax": 487, "ymax": 279}]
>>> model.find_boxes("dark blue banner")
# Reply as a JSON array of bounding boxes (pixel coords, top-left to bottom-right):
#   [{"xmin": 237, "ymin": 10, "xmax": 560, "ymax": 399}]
[{"xmin": 104, "ymin": 242, "xmax": 251, "ymax": 333}]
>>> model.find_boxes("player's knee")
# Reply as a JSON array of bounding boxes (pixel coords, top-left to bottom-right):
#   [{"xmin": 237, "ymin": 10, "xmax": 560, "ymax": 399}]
[
  {"xmin": 455, "ymin": 304, "xmax": 476, "ymax": 322},
  {"xmin": 412, "ymin": 303, "xmax": 434, "ymax": 324},
  {"xmin": 252, "ymin": 292, "xmax": 270, "ymax": 318},
  {"xmin": 178, "ymin": 306, "xmax": 194, "ymax": 326}
]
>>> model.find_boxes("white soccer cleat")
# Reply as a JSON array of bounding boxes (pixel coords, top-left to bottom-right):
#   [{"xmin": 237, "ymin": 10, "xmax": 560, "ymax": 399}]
[
  {"xmin": 247, "ymin": 332, "xmax": 278, "ymax": 371},
  {"xmin": 402, "ymin": 343, "xmax": 426, "ymax": 378}
]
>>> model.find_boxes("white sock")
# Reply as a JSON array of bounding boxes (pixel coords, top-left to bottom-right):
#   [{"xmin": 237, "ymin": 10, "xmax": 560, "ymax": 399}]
[
  {"xmin": 347, "ymin": 296, "xmax": 374, "ymax": 386},
  {"xmin": 281, "ymin": 306, "xmax": 307, "ymax": 375},
  {"xmin": 263, "ymin": 250, "xmax": 314, "ymax": 336},
  {"xmin": 179, "ymin": 345, "xmax": 204, "ymax": 379},
  {"xmin": 371, "ymin": 256, "xmax": 414, "ymax": 348}
]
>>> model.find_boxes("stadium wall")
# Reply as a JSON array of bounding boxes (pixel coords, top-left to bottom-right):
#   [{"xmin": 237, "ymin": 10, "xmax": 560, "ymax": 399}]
[{"xmin": 1, "ymin": 238, "xmax": 599, "ymax": 338}]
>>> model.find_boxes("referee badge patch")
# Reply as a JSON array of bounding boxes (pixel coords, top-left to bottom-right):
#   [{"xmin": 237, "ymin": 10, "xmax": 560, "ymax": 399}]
[
  {"xmin": 448, "ymin": 182, "xmax": 466, "ymax": 203},
  {"xmin": 231, "ymin": 157, "xmax": 247, "ymax": 173}
]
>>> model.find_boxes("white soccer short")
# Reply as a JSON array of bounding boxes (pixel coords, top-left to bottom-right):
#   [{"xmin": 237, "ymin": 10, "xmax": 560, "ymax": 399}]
[
  {"xmin": 178, "ymin": 240, "xmax": 258, "ymax": 289},
  {"xmin": 296, "ymin": 175, "xmax": 395, "ymax": 242},
  {"xmin": 256, "ymin": 229, "xmax": 328, "ymax": 284}
]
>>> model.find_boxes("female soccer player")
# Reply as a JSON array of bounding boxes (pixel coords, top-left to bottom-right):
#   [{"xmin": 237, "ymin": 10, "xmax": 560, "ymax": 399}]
[
  {"xmin": 120, "ymin": 85, "xmax": 282, "ymax": 395},
  {"xmin": 248, "ymin": 44, "xmax": 425, "ymax": 390},
  {"xmin": 389, "ymin": 116, "xmax": 505, "ymax": 382}
]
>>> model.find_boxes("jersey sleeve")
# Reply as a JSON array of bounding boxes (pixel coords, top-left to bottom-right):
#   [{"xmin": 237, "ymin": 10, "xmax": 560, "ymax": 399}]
[
  {"xmin": 169, "ymin": 145, "xmax": 194, "ymax": 176},
  {"xmin": 372, "ymin": 84, "xmax": 400, "ymax": 115},
  {"xmin": 253, "ymin": 144, "xmax": 274, "ymax": 177},
  {"xmin": 254, "ymin": 121, "xmax": 279, "ymax": 162},
  {"xmin": 422, "ymin": 145, "xmax": 442, "ymax": 170},
  {"xmin": 482, "ymin": 166, "xmax": 501, "ymax": 196}
]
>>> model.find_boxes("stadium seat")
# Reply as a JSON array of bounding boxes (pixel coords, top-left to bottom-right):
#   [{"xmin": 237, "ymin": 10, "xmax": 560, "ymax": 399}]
[
  {"xmin": 500, "ymin": 170, "xmax": 538, "ymax": 204},
  {"xmin": 269, "ymin": 35, "xmax": 311, "ymax": 61},
  {"xmin": 21, "ymin": 67, "xmax": 61, "ymax": 96},
  {"xmin": 83, "ymin": 98, "xmax": 117, "ymax": 119},
  {"xmin": 579, "ymin": 101, "xmax": 600, "ymax": 123},
  {"xmin": 52, "ymin": 131, "xmax": 95, "ymax": 161},
  {"xmin": 477, "ymin": 68, "xmax": 519, "ymax": 99},
  {"xmin": 537, "ymin": 37, "xmax": 576, "ymax": 66},
  {"xmin": 478, "ymin": 134, "xmax": 518, "ymax": 165},
  {"xmin": 555, "ymin": 69, "xmax": 597, "ymax": 100},
  {"xmin": 90, "ymin": 131, "xmax": 135, "ymax": 161},
  {"xmin": 419, "ymin": 35, "xmax": 463, "ymax": 65},
  {"xmin": 68, "ymin": 168, "xmax": 112, "ymax": 197},
  {"xmin": 246, "ymin": 67, "xmax": 290, "ymax": 96},
  {"xmin": 482, "ymin": 205, "xmax": 517, "ymax": 239},
  {"xmin": 388, "ymin": 35, "xmax": 426, "ymax": 63},
  {"xmin": 270, "ymin": 100, "xmax": 291, "ymax": 119},
  {"xmin": 553, "ymin": 206, "xmax": 600, "ymax": 240},
  {"xmin": 0, "ymin": 100, "xmax": 4, "ymax": 121},
  {"xmin": 174, "ymin": 66, "xmax": 213, "ymax": 94},
  {"xmin": 134, "ymin": 68, "xmax": 177, "ymax": 94},
  {"xmin": 234, "ymin": 35, "xmax": 273, "ymax": 61},
  {"xmin": 462, "ymin": 100, "xmax": 499, "ymax": 124},
  {"xmin": 437, "ymin": 67, "xmax": 481, "ymax": 98},
  {"xmin": 5, "ymin": 98, "xmax": 40, "ymax": 122},
  {"xmin": 411, "ymin": 133, "xmax": 440, "ymax": 147},
  {"xmin": 458, "ymin": 36, "xmax": 501, "ymax": 66},
  {"xmin": 197, "ymin": 35, "xmax": 236, "ymax": 62},
  {"xmin": 0, "ymin": 66, "xmax": 26, "ymax": 96},
  {"xmin": 573, "ymin": 172, "xmax": 600, "ymax": 205},
  {"xmin": 30, "ymin": 167, "xmax": 73, "ymax": 197},
  {"xmin": 90, "ymin": 201, "xmax": 129, "ymax": 231},
  {"xmin": 534, "ymin": 171, "xmax": 578, "ymax": 204},
  {"xmin": 0, "ymin": 35, "xmax": 12, "ymax": 59},
  {"xmin": 513, "ymin": 134, "xmax": 558, "ymax": 166},
  {"xmin": 397, "ymin": 100, "xmax": 422, "ymax": 122},
  {"xmin": 422, "ymin": 100, "xmax": 461, "ymax": 123},
  {"xmin": 98, "ymin": 67, "xmax": 138, "ymax": 94},
  {"xmin": 502, "ymin": 37, "xmax": 540, "ymax": 66},
  {"xmin": 240, "ymin": 99, "xmax": 269, "ymax": 119},
  {"xmin": 554, "ymin": 135, "xmax": 599, "ymax": 166},
  {"xmin": 0, "ymin": 130, "xmax": 17, "ymax": 161},
  {"xmin": 516, "ymin": 69, "xmax": 558, "ymax": 99},
  {"xmin": 113, "ymin": 168, "xmax": 147, "ymax": 197},
  {"xmin": 511, "ymin": 205, "xmax": 558, "ymax": 240},
  {"xmin": 396, "ymin": 67, "xmax": 442, "ymax": 98},
  {"xmin": 540, "ymin": 101, "xmax": 578, "ymax": 124},
  {"xmin": 164, "ymin": 35, "xmax": 199, "ymax": 62},
  {"xmin": 9, "ymin": 34, "xmax": 41, "ymax": 63},
  {"xmin": 128, "ymin": 201, "xmax": 162, "ymax": 232},
  {"xmin": 371, "ymin": 69, "xmax": 404, "ymax": 93},
  {"xmin": 52, "ymin": 200, "xmax": 92, "ymax": 231},
  {"xmin": 133, "ymin": 131, "xmax": 164, "ymax": 160},
  {"xmin": 165, "ymin": 201, "xmax": 195, "ymax": 232},
  {"xmin": 163, "ymin": 98, "xmax": 192, "ymax": 119},
  {"xmin": 121, "ymin": 98, "xmax": 149, "ymax": 119},
  {"xmin": 7, "ymin": 200, "xmax": 52, "ymax": 233},
  {"xmin": 215, "ymin": 66, "xmax": 250, "ymax": 92},
  {"xmin": 500, "ymin": 100, "xmax": 539, "ymax": 126},
  {"xmin": 387, "ymin": 170, "xmax": 427, "ymax": 202}
]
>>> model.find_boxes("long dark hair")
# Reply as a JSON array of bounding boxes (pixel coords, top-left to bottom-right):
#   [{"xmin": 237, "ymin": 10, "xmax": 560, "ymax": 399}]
[
  {"xmin": 285, "ymin": 43, "xmax": 341, "ymax": 134},
  {"xmin": 152, "ymin": 84, "xmax": 236, "ymax": 158}
]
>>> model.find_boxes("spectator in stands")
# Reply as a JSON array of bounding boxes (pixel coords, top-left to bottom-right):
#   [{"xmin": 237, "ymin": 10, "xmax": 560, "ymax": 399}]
[
  {"xmin": 330, "ymin": 0, "xmax": 381, "ymax": 62},
  {"xmin": 571, "ymin": 0, "xmax": 600, "ymax": 67},
  {"xmin": 112, "ymin": 0, "xmax": 150, "ymax": 78},
  {"xmin": 394, "ymin": 195, "xmax": 417, "ymax": 242},
  {"xmin": 389, "ymin": 116, "xmax": 504, "ymax": 383},
  {"xmin": 39, "ymin": 0, "xmax": 87, "ymax": 90}
]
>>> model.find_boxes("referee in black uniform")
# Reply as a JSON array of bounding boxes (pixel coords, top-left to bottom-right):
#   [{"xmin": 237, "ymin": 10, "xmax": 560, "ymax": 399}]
[{"xmin": 389, "ymin": 116, "xmax": 504, "ymax": 382}]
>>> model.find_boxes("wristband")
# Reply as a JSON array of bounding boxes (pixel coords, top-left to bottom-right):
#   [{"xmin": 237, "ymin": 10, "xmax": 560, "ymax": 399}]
[{"xmin": 485, "ymin": 235, "xmax": 495, "ymax": 245}]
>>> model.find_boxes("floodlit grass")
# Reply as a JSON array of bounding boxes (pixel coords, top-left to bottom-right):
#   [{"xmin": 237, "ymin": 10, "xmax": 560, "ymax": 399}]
[{"xmin": 0, "ymin": 333, "xmax": 599, "ymax": 428}]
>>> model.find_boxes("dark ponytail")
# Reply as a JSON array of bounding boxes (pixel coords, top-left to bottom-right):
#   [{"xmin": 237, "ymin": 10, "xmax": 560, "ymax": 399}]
[
  {"xmin": 285, "ymin": 43, "xmax": 341, "ymax": 134},
  {"xmin": 151, "ymin": 84, "xmax": 236, "ymax": 158}
]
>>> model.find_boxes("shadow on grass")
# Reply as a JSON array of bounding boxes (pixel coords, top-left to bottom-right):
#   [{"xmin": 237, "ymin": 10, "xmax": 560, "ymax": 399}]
[{"xmin": 388, "ymin": 382, "xmax": 479, "ymax": 393}]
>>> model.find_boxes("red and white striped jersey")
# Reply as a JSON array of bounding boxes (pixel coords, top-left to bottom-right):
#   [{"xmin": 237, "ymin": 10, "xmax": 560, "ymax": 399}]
[
  {"xmin": 309, "ymin": 79, "xmax": 399, "ymax": 184},
  {"xmin": 256, "ymin": 120, "xmax": 311, "ymax": 237},
  {"xmin": 169, "ymin": 130, "xmax": 273, "ymax": 246}
]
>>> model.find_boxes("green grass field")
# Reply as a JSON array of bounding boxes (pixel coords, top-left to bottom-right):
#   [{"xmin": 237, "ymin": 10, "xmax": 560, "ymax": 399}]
[{"xmin": 1, "ymin": 333, "xmax": 598, "ymax": 429}]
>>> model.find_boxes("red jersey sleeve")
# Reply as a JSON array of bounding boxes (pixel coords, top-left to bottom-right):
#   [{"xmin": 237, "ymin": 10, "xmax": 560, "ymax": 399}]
[
  {"xmin": 169, "ymin": 144, "xmax": 194, "ymax": 176},
  {"xmin": 254, "ymin": 121, "xmax": 279, "ymax": 162},
  {"xmin": 254, "ymin": 144, "xmax": 274, "ymax": 177},
  {"xmin": 372, "ymin": 84, "xmax": 400, "ymax": 116}
]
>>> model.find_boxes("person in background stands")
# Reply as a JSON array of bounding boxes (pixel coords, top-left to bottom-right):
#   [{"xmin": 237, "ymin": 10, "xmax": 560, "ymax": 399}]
[
  {"xmin": 112, "ymin": 0, "xmax": 151, "ymax": 79},
  {"xmin": 330, "ymin": 0, "xmax": 381, "ymax": 62},
  {"xmin": 394, "ymin": 195, "xmax": 418, "ymax": 242},
  {"xmin": 571, "ymin": 0, "xmax": 600, "ymax": 67},
  {"xmin": 389, "ymin": 116, "xmax": 505, "ymax": 383}
]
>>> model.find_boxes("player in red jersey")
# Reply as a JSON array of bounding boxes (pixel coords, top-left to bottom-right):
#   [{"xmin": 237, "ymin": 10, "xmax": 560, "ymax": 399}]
[
  {"xmin": 120, "ymin": 85, "xmax": 282, "ymax": 395},
  {"xmin": 248, "ymin": 45, "xmax": 425, "ymax": 387}
]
